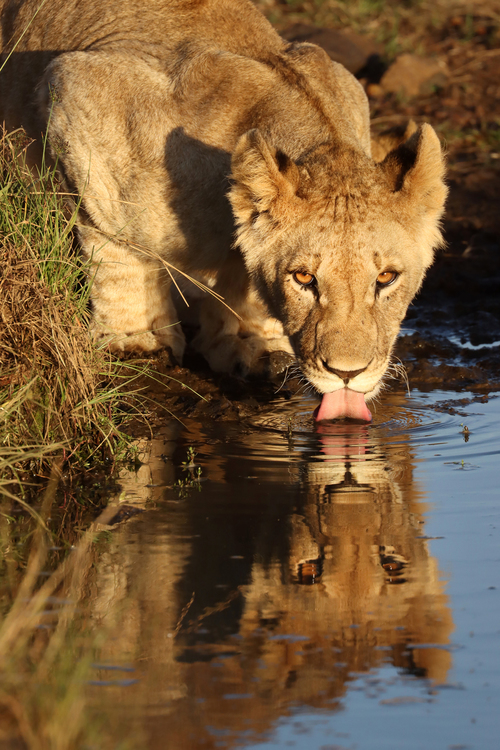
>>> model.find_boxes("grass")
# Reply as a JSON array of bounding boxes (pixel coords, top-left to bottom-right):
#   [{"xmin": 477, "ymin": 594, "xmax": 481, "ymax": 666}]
[
  {"xmin": 0, "ymin": 121, "xmax": 198, "ymax": 747},
  {"xmin": 0, "ymin": 127, "xmax": 154, "ymax": 498},
  {"xmin": 0, "ymin": 128, "xmax": 151, "ymax": 746}
]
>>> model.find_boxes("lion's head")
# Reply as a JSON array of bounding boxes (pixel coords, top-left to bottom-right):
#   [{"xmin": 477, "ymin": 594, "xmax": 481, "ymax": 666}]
[{"xmin": 229, "ymin": 124, "xmax": 447, "ymax": 420}]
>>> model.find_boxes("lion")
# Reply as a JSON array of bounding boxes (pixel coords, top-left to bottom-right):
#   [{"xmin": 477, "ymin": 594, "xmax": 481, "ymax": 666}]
[{"xmin": 0, "ymin": 0, "xmax": 447, "ymax": 421}]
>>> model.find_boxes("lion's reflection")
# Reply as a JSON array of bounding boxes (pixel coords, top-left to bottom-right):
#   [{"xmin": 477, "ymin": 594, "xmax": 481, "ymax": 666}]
[{"xmin": 85, "ymin": 415, "xmax": 453, "ymax": 747}]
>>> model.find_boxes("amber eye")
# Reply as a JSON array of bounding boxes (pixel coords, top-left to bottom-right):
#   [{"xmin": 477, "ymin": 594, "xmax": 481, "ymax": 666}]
[
  {"xmin": 377, "ymin": 271, "xmax": 398, "ymax": 287},
  {"xmin": 293, "ymin": 271, "xmax": 316, "ymax": 287}
]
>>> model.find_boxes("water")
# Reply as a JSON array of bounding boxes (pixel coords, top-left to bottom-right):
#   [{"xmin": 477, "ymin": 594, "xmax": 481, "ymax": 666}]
[{"xmin": 82, "ymin": 389, "xmax": 500, "ymax": 748}]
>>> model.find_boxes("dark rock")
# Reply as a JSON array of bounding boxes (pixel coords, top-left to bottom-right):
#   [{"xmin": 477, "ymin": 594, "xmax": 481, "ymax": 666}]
[{"xmin": 268, "ymin": 350, "xmax": 296, "ymax": 380}]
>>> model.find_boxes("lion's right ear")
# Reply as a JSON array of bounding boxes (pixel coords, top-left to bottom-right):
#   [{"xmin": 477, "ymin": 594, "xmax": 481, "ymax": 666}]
[{"xmin": 229, "ymin": 129, "xmax": 300, "ymax": 225}]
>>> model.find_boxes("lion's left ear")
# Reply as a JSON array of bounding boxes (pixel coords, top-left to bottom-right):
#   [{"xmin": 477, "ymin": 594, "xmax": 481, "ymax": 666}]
[
  {"xmin": 229, "ymin": 129, "xmax": 300, "ymax": 225},
  {"xmin": 381, "ymin": 123, "xmax": 448, "ymax": 213},
  {"xmin": 380, "ymin": 123, "xmax": 448, "ymax": 257}
]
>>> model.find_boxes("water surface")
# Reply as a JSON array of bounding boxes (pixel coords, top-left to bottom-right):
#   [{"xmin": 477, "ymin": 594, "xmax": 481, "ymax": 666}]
[{"xmin": 84, "ymin": 388, "xmax": 500, "ymax": 749}]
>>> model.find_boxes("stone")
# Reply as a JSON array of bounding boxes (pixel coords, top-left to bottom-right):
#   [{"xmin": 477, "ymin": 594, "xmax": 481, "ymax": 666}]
[
  {"xmin": 380, "ymin": 54, "xmax": 448, "ymax": 98},
  {"xmin": 366, "ymin": 82, "xmax": 384, "ymax": 99}
]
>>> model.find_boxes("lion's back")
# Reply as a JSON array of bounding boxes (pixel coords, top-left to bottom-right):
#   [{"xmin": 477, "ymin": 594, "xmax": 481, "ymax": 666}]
[{"xmin": 0, "ymin": 0, "xmax": 286, "ymax": 137}]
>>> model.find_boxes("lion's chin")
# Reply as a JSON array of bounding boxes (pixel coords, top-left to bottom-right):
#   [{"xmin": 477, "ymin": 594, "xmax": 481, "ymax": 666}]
[{"xmin": 314, "ymin": 388, "xmax": 372, "ymax": 423}]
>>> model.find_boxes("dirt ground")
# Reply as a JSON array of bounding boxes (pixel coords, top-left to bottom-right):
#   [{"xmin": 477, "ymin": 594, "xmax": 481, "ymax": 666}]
[{"xmin": 135, "ymin": 0, "xmax": 500, "ymax": 426}]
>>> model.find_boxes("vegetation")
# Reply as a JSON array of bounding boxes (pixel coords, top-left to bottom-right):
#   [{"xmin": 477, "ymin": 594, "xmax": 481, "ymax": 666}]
[
  {"xmin": 0, "ymin": 127, "xmax": 153, "ymax": 501},
  {"xmin": 174, "ymin": 446, "xmax": 203, "ymax": 495},
  {"xmin": 0, "ymin": 126, "xmax": 176, "ymax": 749}
]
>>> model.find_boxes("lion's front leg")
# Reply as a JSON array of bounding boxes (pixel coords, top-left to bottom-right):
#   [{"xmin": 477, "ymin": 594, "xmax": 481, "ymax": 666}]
[
  {"xmin": 192, "ymin": 256, "xmax": 294, "ymax": 377},
  {"xmin": 79, "ymin": 226, "xmax": 185, "ymax": 361}
]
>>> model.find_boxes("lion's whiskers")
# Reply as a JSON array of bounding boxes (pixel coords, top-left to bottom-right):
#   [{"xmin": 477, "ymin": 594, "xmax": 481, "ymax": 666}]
[{"xmin": 378, "ymin": 357, "xmax": 410, "ymax": 398}]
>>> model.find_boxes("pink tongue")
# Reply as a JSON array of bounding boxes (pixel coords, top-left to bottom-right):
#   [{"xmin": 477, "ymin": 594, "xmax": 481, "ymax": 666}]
[{"xmin": 315, "ymin": 389, "xmax": 372, "ymax": 422}]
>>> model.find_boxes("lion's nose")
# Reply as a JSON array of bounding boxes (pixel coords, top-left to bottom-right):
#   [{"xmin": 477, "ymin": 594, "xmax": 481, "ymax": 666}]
[{"xmin": 321, "ymin": 361, "xmax": 368, "ymax": 384}]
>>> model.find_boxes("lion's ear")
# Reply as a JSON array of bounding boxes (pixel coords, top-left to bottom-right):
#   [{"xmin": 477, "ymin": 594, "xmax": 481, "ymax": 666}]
[
  {"xmin": 229, "ymin": 129, "xmax": 300, "ymax": 224},
  {"xmin": 380, "ymin": 123, "xmax": 448, "ymax": 258},
  {"xmin": 381, "ymin": 123, "xmax": 447, "ymax": 212}
]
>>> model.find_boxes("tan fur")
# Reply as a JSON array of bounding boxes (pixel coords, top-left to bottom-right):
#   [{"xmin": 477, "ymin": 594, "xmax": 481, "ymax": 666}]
[{"xmin": 0, "ymin": 0, "xmax": 447, "ymax": 398}]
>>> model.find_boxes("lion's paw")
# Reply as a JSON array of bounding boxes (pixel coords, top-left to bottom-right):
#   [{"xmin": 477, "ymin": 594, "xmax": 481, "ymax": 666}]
[
  {"xmin": 204, "ymin": 333, "xmax": 295, "ymax": 378},
  {"xmin": 95, "ymin": 326, "xmax": 186, "ymax": 363}
]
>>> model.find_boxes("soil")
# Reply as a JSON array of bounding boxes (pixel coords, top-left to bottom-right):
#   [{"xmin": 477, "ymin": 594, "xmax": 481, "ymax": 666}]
[{"xmin": 131, "ymin": 4, "xmax": 500, "ymax": 427}]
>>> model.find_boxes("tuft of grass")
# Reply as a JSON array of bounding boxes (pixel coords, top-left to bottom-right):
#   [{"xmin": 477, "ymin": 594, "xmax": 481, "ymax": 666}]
[
  {"xmin": 174, "ymin": 445, "xmax": 203, "ymax": 495},
  {"xmin": 0, "ymin": 127, "xmax": 150, "ymax": 488}
]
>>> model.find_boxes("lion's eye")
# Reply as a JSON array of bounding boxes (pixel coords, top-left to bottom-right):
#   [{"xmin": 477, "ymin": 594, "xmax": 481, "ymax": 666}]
[
  {"xmin": 293, "ymin": 271, "xmax": 316, "ymax": 287},
  {"xmin": 377, "ymin": 271, "xmax": 398, "ymax": 287}
]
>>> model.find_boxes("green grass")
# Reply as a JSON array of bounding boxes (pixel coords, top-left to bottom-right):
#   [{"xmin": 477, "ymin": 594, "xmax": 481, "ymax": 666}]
[
  {"xmin": 0, "ymin": 127, "xmax": 156, "ymax": 495},
  {"xmin": 0, "ymin": 122, "xmax": 195, "ymax": 747}
]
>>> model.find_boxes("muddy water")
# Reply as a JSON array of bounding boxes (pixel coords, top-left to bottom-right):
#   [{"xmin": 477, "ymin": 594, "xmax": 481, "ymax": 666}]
[{"xmin": 85, "ymin": 388, "xmax": 500, "ymax": 750}]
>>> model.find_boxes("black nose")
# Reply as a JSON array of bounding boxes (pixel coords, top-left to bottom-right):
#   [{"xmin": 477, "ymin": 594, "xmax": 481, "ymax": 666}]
[{"xmin": 322, "ymin": 361, "xmax": 367, "ymax": 384}]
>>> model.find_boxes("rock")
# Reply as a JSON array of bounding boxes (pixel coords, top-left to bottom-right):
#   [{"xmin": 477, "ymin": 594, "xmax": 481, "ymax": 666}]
[
  {"xmin": 380, "ymin": 54, "xmax": 448, "ymax": 98},
  {"xmin": 281, "ymin": 23, "xmax": 383, "ymax": 77},
  {"xmin": 268, "ymin": 350, "xmax": 296, "ymax": 381}
]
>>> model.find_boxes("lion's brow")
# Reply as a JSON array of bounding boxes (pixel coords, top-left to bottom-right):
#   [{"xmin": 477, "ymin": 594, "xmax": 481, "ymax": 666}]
[{"xmin": 330, "ymin": 193, "xmax": 367, "ymax": 223}]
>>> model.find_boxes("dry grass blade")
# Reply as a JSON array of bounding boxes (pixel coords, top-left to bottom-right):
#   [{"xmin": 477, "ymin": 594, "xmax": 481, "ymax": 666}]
[
  {"xmin": 90, "ymin": 225, "xmax": 242, "ymax": 320},
  {"xmin": 0, "ymin": 459, "xmax": 62, "ymax": 657},
  {"xmin": 0, "ymin": 0, "xmax": 50, "ymax": 75}
]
